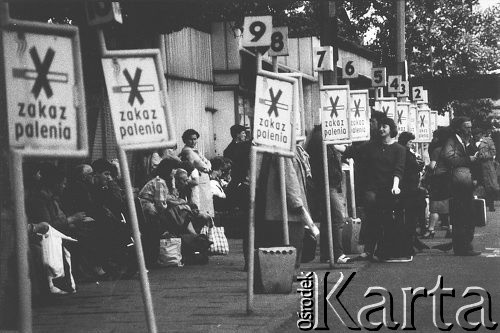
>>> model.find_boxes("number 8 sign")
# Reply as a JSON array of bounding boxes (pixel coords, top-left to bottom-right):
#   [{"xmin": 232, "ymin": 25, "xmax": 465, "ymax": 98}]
[
  {"xmin": 242, "ymin": 16, "xmax": 272, "ymax": 48},
  {"xmin": 268, "ymin": 27, "xmax": 289, "ymax": 56}
]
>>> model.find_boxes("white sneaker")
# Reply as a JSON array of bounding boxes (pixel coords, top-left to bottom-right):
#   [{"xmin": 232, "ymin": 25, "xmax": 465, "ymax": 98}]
[
  {"xmin": 384, "ymin": 256, "xmax": 413, "ymax": 263},
  {"xmin": 336, "ymin": 254, "xmax": 351, "ymax": 264}
]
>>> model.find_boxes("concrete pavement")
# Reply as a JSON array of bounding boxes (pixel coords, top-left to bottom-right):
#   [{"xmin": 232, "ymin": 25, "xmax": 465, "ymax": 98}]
[{"xmin": 32, "ymin": 202, "xmax": 500, "ymax": 332}]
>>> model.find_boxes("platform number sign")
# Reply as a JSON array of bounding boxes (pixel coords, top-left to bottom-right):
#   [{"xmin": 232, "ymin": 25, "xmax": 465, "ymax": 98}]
[
  {"xmin": 253, "ymin": 75, "xmax": 294, "ymax": 152},
  {"xmin": 3, "ymin": 31, "xmax": 81, "ymax": 150},
  {"xmin": 342, "ymin": 57, "xmax": 358, "ymax": 79},
  {"xmin": 86, "ymin": 1, "xmax": 122, "ymax": 26},
  {"xmin": 268, "ymin": 27, "xmax": 289, "ymax": 57},
  {"xmin": 412, "ymin": 86, "xmax": 424, "ymax": 101},
  {"xmin": 398, "ymin": 80, "xmax": 409, "ymax": 97},
  {"xmin": 387, "ymin": 75, "xmax": 402, "ymax": 94},
  {"xmin": 242, "ymin": 16, "xmax": 272, "ymax": 48},
  {"xmin": 371, "ymin": 67, "xmax": 386, "ymax": 87},
  {"xmin": 102, "ymin": 57, "xmax": 169, "ymax": 147},
  {"xmin": 313, "ymin": 46, "xmax": 334, "ymax": 72}
]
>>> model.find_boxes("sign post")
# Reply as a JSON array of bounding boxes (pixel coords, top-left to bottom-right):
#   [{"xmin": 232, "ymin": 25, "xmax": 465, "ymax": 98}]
[
  {"xmin": 99, "ymin": 39, "xmax": 176, "ymax": 332},
  {"xmin": 320, "ymin": 84, "xmax": 351, "ymax": 267},
  {"xmin": 1, "ymin": 5, "xmax": 88, "ymax": 332},
  {"xmin": 247, "ymin": 71, "xmax": 298, "ymax": 313}
]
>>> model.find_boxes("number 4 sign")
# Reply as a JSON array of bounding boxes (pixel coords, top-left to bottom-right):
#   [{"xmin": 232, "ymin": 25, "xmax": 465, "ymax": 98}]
[
  {"xmin": 268, "ymin": 27, "xmax": 289, "ymax": 57},
  {"xmin": 387, "ymin": 75, "xmax": 402, "ymax": 93},
  {"xmin": 313, "ymin": 46, "xmax": 334, "ymax": 72},
  {"xmin": 242, "ymin": 16, "xmax": 272, "ymax": 48}
]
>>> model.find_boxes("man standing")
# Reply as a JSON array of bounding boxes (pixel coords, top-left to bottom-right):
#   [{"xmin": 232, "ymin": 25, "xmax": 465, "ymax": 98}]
[{"xmin": 442, "ymin": 117, "xmax": 481, "ymax": 256}]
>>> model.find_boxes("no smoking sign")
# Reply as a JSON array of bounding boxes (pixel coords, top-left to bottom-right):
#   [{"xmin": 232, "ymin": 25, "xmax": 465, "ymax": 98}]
[
  {"xmin": 3, "ymin": 31, "xmax": 78, "ymax": 150},
  {"xmin": 102, "ymin": 57, "xmax": 169, "ymax": 146},
  {"xmin": 253, "ymin": 75, "xmax": 294, "ymax": 152}
]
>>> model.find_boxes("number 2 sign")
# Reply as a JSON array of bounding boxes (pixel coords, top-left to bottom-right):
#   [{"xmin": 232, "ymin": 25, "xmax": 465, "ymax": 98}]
[
  {"xmin": 268, "ymin": 27, "xmax": 289, "ymax": 56},
  {"xmin": 313, "ymin": 46, "xmax": 334, "ymax": 71},
  {"xmin": 242, "ymin": 16, "xmax": 272, "ymax": 48},
  {"xmin": 412, "ymin": 86, "xmax": 424, "ymax": 101}
]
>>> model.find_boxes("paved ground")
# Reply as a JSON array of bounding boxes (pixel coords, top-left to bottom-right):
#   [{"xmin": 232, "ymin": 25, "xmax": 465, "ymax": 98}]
[
  {"xmin": 277, "ymin": 201, "xmax": 500, "ymax": 332},
  {"xmin": 32, "ymin": 202, "xmax": 500, "ymax": 333}
]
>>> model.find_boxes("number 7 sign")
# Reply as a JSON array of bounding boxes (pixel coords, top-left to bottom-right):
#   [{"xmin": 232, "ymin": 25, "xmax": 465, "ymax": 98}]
[{"xmin": 313, "ymin": 46, "xmax": 334, "ymax": 72}]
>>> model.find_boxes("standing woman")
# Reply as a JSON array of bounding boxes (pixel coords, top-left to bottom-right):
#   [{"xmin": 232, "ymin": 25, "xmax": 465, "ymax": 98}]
[
  {"xmin": 474, "ymin": 128, "xmax": 499, "ymax": 211},
  {"xmin": 424, "ymin": 127, "xmax": 452, "ymax": 238},
  {"xmin": 179, "ymin": 129, "xmax": 215, "ymax": 218},
  {"xmin": 358, "ymin": 117, "xmax": 408, "ymax": 261}
]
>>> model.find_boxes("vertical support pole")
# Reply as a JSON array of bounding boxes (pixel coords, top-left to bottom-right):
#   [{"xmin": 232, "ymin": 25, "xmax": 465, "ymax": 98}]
[
  {"xmin": 322, "ymin": 143, "xmax": 335, "ymax": 268},
  {"xmin": 10, "ymin": 150, "xmax": 32, "ymax": 333},
  {"xmin": 117, "ymin": 147, "xmax": 157, "ymax": 333},
  {"xmin": 272, "ymin": 55, "xmax": 290, "ymax": 245},
  {"xmin": 247, "ymin": 147, "xmax": 258, "ymax": 314},
  {"xmin": 349, "ymin": 158, "xmax": 357, "ymax": 219}
]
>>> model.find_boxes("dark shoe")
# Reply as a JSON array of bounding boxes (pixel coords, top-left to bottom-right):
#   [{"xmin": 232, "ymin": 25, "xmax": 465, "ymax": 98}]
[
  {"xmin": 432, "ymin": 243, "xmax": 453, "ymax": 252},
  {"xmin": 421, "ymin": 230, "xmax": 435, "ymax": 239},
  {"xmin": 454, "ymin": 250, "xmax": 481, "ymax": 256}
]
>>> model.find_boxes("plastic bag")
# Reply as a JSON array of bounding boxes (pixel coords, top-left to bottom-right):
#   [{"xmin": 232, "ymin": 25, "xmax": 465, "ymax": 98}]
[
  {"xmin": 40, "ymin": 225, "xmax": 77, "ymax": 278},
  {"xmin": 158, "ymin": 238, "xmax": 183, "ymax": 267},
  {"xmin": 200, "ymin": 218, "xmax": 229, "ymax": 255}
]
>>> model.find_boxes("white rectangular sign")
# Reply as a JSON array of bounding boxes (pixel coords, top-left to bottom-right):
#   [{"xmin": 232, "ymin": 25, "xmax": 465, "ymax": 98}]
[
  {"xmin": 349, "ymin": 90, "xmax": 370, "ymax": 142},
  {"xmin": 416, "ymin": 108, "xmax": 431, "ymax": 142},
  {"xmin": 253, "ymin": 75, "xmax": 294, "ymax": 152},
  {"xmin": 320, "ymin": 85, "xmax": 350, "ymax": 142},
  {"xmin": 437, "ymin": 112, "xmax": 450, "ymax": 127},
  {"xmin": 4, "ymin": 31, "xmax": 78, "ymax": 150},
  {"xmin": 242, "ymin": 16, "xmax": 272, "ymax": 48},
  {"xmin": 102, "ymin": 57, "xmax": 169, "ymax": 146},
  {"xmin": 396, "ymin": 102, "xmax": 410, "ymax": 135},
  {"xmin": 408, "ymin": 103, "xmax": 418, "ymax": 136},
  {"xmin": 375, "ymin": 97, "xmax": 397, "ymax": 120},
  {"xmin": 314, "ymin": 46, "xmax": 334, "ymax": 72}
]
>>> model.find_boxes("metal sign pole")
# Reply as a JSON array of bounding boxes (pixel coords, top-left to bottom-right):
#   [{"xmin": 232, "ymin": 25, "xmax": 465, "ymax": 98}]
[
  {"xmin": 10, "ymin": 150, "xmax": 32, "ymax": 333},
  {"xmin": 322, "ymin": 142, "xmax": 335, "ymax": 268},
  {"xmin": 272, "ymin": 55, "xmax": 290, "ymax": 245},
  {"xmin": 117, "ymin": 147, "xmax": 157, "ymax": 333},
  {"xmin": 247, "ymin": 146, "xmax": 258, "ymax": 314},
  {"xmin": 349, "ymin": 158, "xmax": 357, "ymax": 219}
]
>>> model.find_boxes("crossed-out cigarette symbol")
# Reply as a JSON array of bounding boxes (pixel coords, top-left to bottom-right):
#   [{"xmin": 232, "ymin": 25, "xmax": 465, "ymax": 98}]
[
  {"xmin": 12, "ymin": 47, "xmax": 69, "ymax": 99},
  {"xmin": 112, "ymin": 68, "xmax": 155, "ymax": 106},
  {"xmin": 258, "ymin": 88, "xmax": 288, "ymax": 117},
  {"xmin": 323, "ymin": 95, "xmax": 343, "ymax": 118}
]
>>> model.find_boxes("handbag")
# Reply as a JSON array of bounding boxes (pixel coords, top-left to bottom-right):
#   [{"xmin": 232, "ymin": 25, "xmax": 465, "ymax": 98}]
[
  {"xmin": 157, "ymin": 237, "xmax": 183, "ymax": 267},
  {"xmin": 200, "ymin": 218, "xmax": 229, "ymax": 255}
]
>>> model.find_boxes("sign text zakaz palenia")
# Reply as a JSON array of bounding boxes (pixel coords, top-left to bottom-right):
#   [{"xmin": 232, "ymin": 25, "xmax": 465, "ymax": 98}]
[{"xmin": 297, "ymin": 272, "xmax": 497, "ymax": 331}]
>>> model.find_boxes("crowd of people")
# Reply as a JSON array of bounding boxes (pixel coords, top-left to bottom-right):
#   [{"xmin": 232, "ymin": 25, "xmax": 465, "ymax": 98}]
[{"xmin": 25, "ymin": 113, "xmax": 500, "ymax": 302}]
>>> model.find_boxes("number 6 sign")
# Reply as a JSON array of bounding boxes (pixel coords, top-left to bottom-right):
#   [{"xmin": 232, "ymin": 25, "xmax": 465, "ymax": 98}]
[
  {"xmin": 242, "ymin": 16, "xmax": 272, "ymax": 48},
  {"xmin": 342, "ymin": 57, "xmax": 358, "ymax": 79},
  {"xmin": 268, "ymin": 27, "xmax": 289, "ymax": 56}
]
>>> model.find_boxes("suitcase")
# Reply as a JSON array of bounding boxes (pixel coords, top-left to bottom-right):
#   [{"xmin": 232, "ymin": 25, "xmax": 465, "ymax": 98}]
[{"xmin": 473, "ymin": 196, "xmax": 487, "ymax": 227}]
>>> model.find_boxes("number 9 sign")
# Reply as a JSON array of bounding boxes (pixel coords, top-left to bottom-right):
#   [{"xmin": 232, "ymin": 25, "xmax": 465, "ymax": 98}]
[
  {"xmin": 268, "ymin": 27, "xmax": 289, "ymax": 57},
  {"xmin": 342, "ymin": 57, "xmax": 358, "ymax": 79},
  {"xmin": 242, "ymin": 16, "xmax": 272, "ymax": 48}
]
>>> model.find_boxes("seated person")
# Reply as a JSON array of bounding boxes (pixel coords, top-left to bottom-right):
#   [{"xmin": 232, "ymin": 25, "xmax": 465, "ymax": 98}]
[
  {"xmin": 139, "ymin": 159, "xmax": 199, "ymax": 236},
  {"xmin": 26, "ymin": 163, "xmax": 98, "ymax": 287}
]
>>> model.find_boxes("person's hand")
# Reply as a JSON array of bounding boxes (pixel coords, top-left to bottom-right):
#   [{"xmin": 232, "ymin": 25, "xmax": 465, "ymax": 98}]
[
  {"xmin": 391, "ymin": 186, "xmax": 401, "ymax": 195},
  {"xmin": 68, "ymin": 212, "xmax": 86, "ymax": 224},
  {"xmin": 470, "ymin": 155, "xmax": 477, "ymax": 162},
  {"xmin": 33, "ymin": 222, "xmax": 50, "ymax": 234}
]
